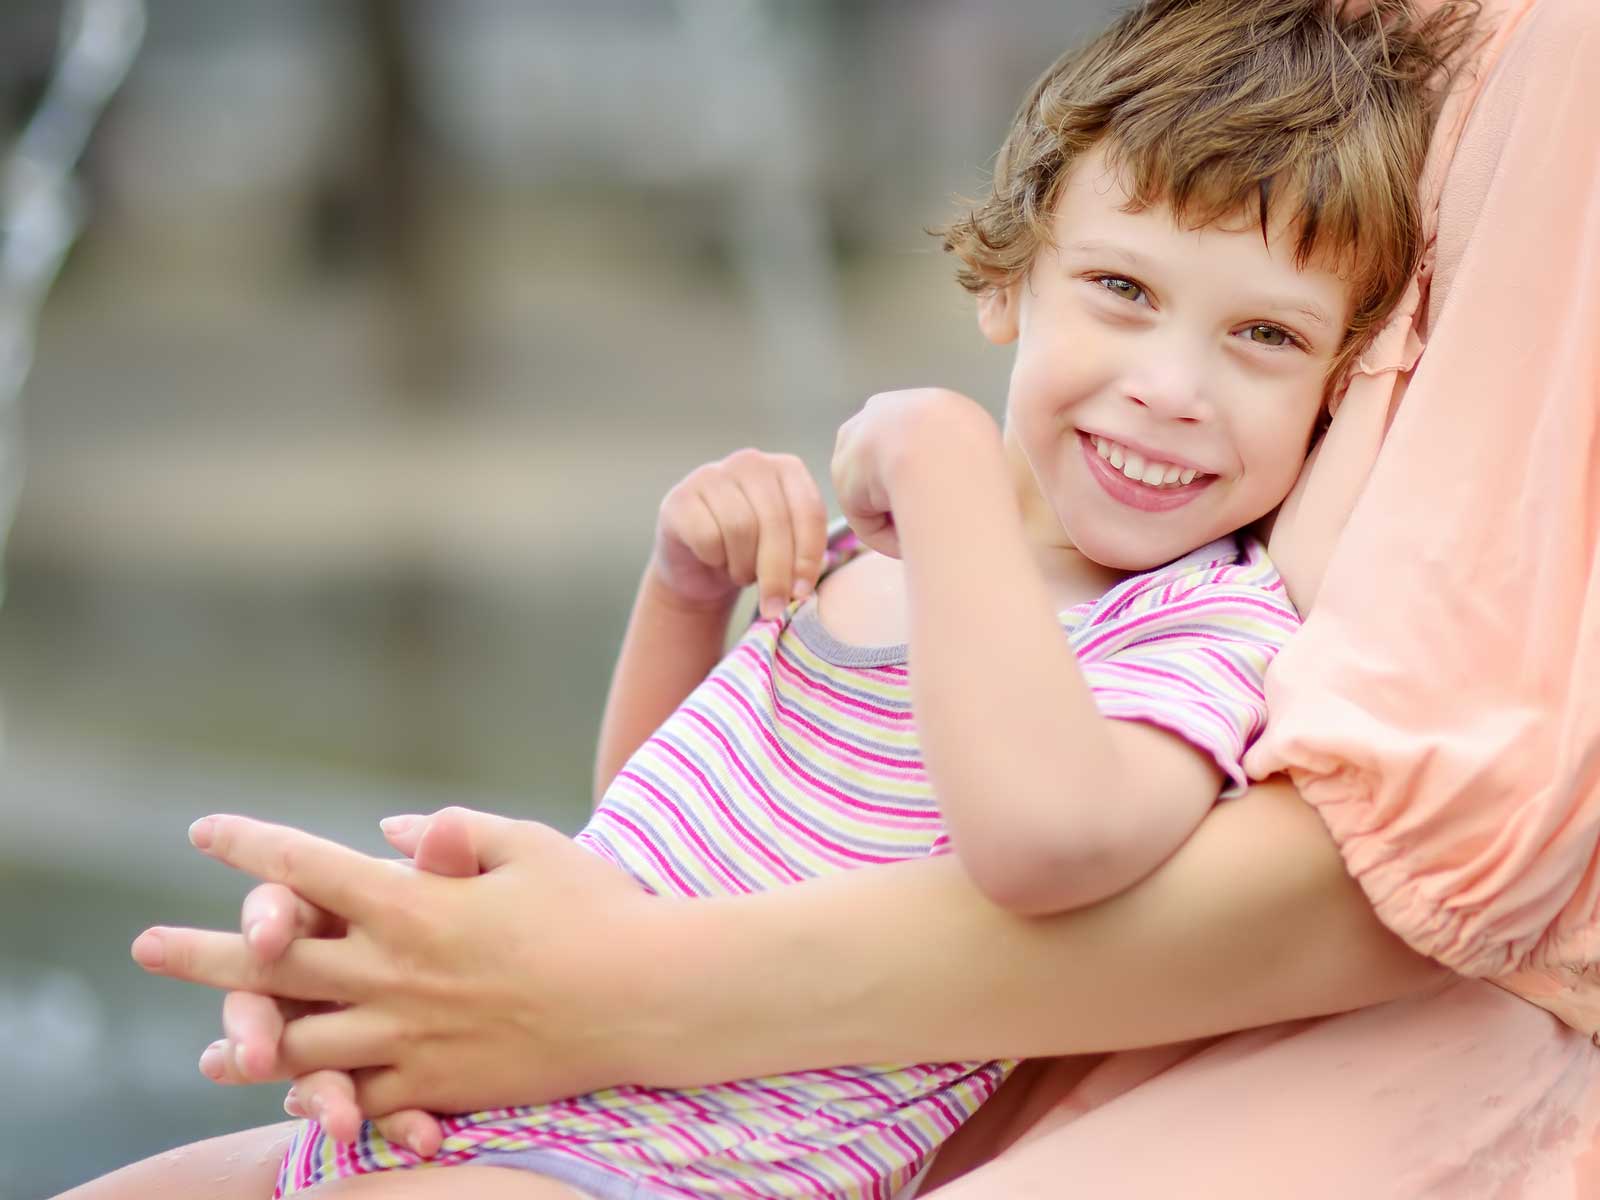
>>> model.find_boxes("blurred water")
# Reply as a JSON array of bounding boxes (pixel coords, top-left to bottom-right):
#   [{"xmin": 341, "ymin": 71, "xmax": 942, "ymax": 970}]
[
  {"xmin": 0, "ymin": 738, "xmax": 578, "ymax": 1199},
  {"xmin": 0, "ymin": 861, "xmax": 284, "ymax": 1199},
  {"xmin": 0, "ymin": 4, "xmax": 1122, "ymax": 1193}
]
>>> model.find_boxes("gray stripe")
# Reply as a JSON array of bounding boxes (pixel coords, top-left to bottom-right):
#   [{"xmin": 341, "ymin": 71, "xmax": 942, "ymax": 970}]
[
  {"xmin": 687, "ymin": 701, "xmax": 939, "ymax": 859},
  {"xmin": 788, "ymin": 597, "xmax": 908, "ymax": 666},
  {"xmin": 621, "ymin": 750, "xmax": 782, "ymax": 891},
  {"xmin": 711, "ymin": 671, "xmax": 933, "ymax": 807}
]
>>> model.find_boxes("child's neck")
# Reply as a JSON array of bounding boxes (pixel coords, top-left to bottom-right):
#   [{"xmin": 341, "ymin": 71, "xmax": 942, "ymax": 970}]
[
  {"xmin": 1011, "ymin": 478, "xmax": 1131, "ymax": 611},
  {"xmin": 1026, "ymin": 528, "xmax": 1131, "ymax": 613}
]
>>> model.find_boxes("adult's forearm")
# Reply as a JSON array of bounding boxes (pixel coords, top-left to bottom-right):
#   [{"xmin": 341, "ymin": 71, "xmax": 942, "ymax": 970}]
[{"xmin": 632, "ymin": 776, "xmax": 1445, "ymax": 1085}]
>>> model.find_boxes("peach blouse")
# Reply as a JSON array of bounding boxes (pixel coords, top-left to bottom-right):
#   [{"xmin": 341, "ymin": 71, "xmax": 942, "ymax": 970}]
[
  {"xmin": 1250, "ymin": 0, "xmax": 1600, "ymax": 1035},
  {"xmin": 938, "ymin": 1, "xmax": 1600, "ymax": 1194}
]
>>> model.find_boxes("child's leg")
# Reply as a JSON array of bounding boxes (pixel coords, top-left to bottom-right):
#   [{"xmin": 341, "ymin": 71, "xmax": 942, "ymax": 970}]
[
  {"xmin": 54, "ymin": 1124, "xmax": 596, "ymax": 1200},
  {"xmin": 52, "ymin": 1121, "xmax": 298, "ymax": 1200}
]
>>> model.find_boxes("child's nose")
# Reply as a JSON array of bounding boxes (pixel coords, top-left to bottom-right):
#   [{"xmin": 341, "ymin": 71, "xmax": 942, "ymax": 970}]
[{"xmin": 1119, "ymin": 356, "xmax": 1213, "ymax": 423}]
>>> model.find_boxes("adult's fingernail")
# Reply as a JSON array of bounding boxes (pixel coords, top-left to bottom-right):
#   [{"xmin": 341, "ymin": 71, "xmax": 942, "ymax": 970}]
[
  {"xmin": 188, "ymin": 817, "xmax": 216, "ymax": 849},
  {"xmin": 792, "ymin": 579, "xmax": 813, "ymax": 601},
  {"xmin": 759, "ymin": 596, "xmax": 783, "ymax": 620},
  {"xmin": 199, "ymin": 1041, "xmax": 226, "ymax": 1080},
  {"xmin": 379, "ymin": 814, "xmax": 420, "ymax": 835},
  {"xmin": 130, "ymin": 931, "xmax": 165, "ymax": 969},
  {"xmin": 283, "ymin": 1090, "xmax": 304, "ymax": 1118}
]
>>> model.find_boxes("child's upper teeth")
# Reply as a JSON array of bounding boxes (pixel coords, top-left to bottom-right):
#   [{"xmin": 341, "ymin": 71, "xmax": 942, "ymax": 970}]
[{"xmin": 1091, "ymin": 436, "xmax": 1202, "ymax": 489}]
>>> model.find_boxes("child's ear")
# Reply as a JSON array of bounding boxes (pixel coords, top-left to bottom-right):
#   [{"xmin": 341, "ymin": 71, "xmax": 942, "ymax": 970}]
[{"xmin": 976, "ymin": 280, "xmax": 1020, "ymax": 346}]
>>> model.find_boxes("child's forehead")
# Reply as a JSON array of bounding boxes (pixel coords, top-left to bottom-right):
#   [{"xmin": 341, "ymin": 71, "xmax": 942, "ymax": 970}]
[{"xmin": 1049, "ymin": 146, "xmax": 1357, "ymax": 292}]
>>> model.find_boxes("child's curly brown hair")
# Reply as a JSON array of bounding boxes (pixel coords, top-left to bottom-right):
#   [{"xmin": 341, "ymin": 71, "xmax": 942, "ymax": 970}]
[{"xmin": 939, "ymin": 0, "xmax": 1480, "ymax": 392}]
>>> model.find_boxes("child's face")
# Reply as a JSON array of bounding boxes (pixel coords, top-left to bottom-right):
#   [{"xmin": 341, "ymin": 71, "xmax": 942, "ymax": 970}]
[{"xmin": 980, "ymin": 143, "xmax": 1353, "ymax": 573}]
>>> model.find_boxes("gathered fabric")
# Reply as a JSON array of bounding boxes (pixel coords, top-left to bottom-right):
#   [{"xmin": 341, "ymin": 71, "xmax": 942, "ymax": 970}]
[
  {"xmin": 1248, "ymin": 0, "xmax": 1600, "ymax": 1034},
  {"xmin": 938, "ymin": 4, "xmax": 1600, "ymax": 1195}
]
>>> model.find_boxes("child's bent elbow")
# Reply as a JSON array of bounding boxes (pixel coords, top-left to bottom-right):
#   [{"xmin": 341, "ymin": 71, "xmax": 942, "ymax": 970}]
[
  {"xmin": 954, "ymin": 834, "xmax": 1113, "ymax": 916},
  {"xmin": 955, "ymin": 820, "xmax": 1160, "ymax": 915}
]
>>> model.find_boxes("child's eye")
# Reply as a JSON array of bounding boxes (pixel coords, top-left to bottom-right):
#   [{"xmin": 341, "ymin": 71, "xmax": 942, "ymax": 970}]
[
  {"xmin": 1094, "ymin": 275, "xmax": 1145, "ymax": 303},
  {"xmin": 1244, "ymin": 323, "xmax": 1297, "ymax": 348}
]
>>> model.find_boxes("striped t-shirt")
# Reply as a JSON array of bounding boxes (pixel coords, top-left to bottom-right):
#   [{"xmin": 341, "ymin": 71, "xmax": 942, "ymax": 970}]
[{"xmin": 275, "ymin": 530, "xmax": 1298, "ymax": 1199}]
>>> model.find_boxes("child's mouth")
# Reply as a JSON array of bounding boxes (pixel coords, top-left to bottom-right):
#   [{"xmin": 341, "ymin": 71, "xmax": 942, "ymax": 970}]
[{"xmin": 1079, "ymin": 433, "xmax": 1214, "ymax": 512}]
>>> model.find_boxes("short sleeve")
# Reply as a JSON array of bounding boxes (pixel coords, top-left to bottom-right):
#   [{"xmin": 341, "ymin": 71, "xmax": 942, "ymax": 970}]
[
  {"xmin": 1075, "ymin": 539, "xmax": 1301, "ymax": 797},
  {"xmin": 1247, "ymin": 0, "xmax": 1600, "ymax": 1015}
]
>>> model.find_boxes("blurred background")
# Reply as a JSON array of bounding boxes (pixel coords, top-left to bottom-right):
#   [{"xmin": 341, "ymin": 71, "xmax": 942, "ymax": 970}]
[{"xmin": 0, "ymin": 1, "xmax": 1117, "ymax": 1194}]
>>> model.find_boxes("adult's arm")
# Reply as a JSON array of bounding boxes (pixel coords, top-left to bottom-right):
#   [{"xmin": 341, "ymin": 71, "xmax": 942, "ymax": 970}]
[{"xmin": 141, "ymin": 778, "xmax": 1443, "ymax": 1120}]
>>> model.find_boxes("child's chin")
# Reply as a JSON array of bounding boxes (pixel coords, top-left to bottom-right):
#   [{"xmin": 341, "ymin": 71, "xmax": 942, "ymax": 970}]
[{"xmin": 1079, "ymin": 530, "xmax": 1195, "ymax": 573}]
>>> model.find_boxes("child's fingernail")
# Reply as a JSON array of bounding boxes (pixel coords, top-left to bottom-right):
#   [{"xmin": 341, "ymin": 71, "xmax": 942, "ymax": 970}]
[
  {"xmin": 380, "ymin": 814, "xmax": 420, "ymax": 835},
  {"xmin": 199, "ymin": 1041, "xmax": 226, "ymax": 1080},
  {"xmin": 284, "ymin": 1089, "xmax": 304, "ymax": 1118},
  {"xmin": 405, "ymin": 1134, "xmax": 426, "ymax": 1156},
  {"xmin": 188, "ymin": 817, "xmax": 216, "ymax": 849}
]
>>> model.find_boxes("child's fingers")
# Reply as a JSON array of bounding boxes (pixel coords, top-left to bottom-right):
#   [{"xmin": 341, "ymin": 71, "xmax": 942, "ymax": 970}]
[
  {"xmin": 777, "ymin": 458, "xmax": 828, "ymax": 599},
  {"xmin": 659, "ymin": 482, "xmax": 726, "ymax": 568},
  {"xmin": 700, "ymin": 472, "xmax": 761, "ymax": 588},
  {"xmin": 241, "ymin": 882, "xmax": 341, "ymax": 963},
  {"xmin": 372, "ymin": 1109, "xmax": 446, "ymax": 1159},
  {"xmin": 201, "ymin": 997, "xmax": 330, "ymax": 1085},
  {"xmin": 731, "ymin": 465, "xmax": 799, "ymax": 619},
  {"xmin": 221, "ymin": 989, "xmax": 288, "ymax": 1080},
  {"xmin": 288, "ymin": 1069, "xmax": 364, "ymax": 1145}
]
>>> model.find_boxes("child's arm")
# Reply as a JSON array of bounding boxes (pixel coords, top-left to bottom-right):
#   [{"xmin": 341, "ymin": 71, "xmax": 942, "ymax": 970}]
[
  {"xmin": 833, "ymin": 388, "xmax": 1224, "ymax": 915},
  {"xmin": 592, "ymin": 450, "xmax": 828, "ymax": 802}
]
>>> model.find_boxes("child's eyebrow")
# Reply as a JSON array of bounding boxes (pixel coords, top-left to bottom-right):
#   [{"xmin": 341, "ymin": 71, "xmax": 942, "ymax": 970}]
[
  {"xmin": 1062, "ymin": 239, "xmax": 1150, "ymax": 269},
  {"xmin": 1247, "ymin": 297, "xmax": 1336, "ymax": 330}
]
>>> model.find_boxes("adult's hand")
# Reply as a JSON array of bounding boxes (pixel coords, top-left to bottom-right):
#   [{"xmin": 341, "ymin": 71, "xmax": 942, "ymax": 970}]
[
  {"xmin": 131, "ymin": 809, "xmax": 657, "ymax": 1139},
  {"xmin": 201, "ymin": 809, "xmax": 490, "ymax": 1155}
]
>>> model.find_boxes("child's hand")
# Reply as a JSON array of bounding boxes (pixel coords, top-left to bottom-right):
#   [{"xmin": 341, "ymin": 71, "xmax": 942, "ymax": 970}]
[
  {"xmin": 831, "ymin": 388, "xmax": 992, "ymax": 558},
  {"xmin": 651, "ymin": 449, "xmax": 828, "ymax": 620}
]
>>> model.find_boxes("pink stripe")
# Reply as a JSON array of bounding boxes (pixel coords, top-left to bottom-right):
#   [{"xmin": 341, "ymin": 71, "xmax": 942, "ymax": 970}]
[
  {"xmin": 652, "ymin": 739, "xmax": 801, "ymax": 882},
  {"xmin": 770, "ymin": 651, "xmax": 915, "ymax": 737},
  {"xmin": 773, "ymin": 700, "xmax": 926, "ymax": 775},
  {"xmin": 1078, "ymin": 592, "xmax": 1296, "ymax": 656},
  {"xmin": 1095, "ymin": 657, "xmax": 1263, "ymax": 706},
  {"xmin": 771, "ymin": 1133, "xmax": 869, "ymax": 1195},
  {"xmin": 815, "ymin": 1067, "xmax": 898, "ymax": 1106},
  {"xmin": 761, "ymin": 641, "xmax": 914, "ymax": 723},
  {"xmin": 1196, "ymin": 644, "xmax": 1272, "ymax": 697},
  {"xmin": 688, "ymin": 697, "xmax": 889, "ymax": 840},
  {"xmin": 1094, "ymin": 680, "xmax": 1242, "ymax": 733},
  {"xmin": 613, "ymin": 769, "xmax": 750, "ymax": 893},
  {"xmin": 597, "ymin": 808, "xmax": 699, "ymax": 896},
  {"xmin": 709, "ymin": 679, "xmax": 933, "ymax": 820},
  {"xmin": 688, "ymin": 707, "xmax": 915, "ymax": 864}
]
